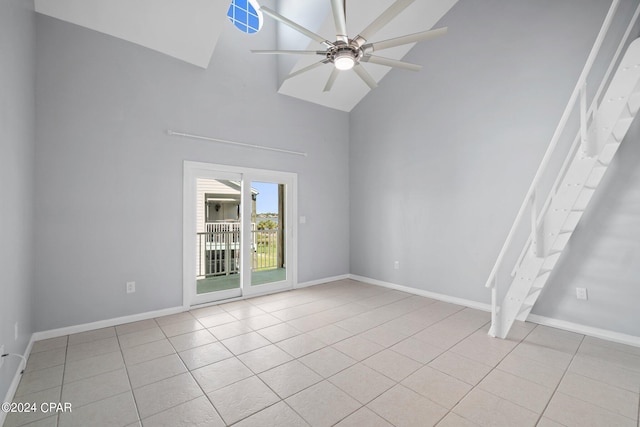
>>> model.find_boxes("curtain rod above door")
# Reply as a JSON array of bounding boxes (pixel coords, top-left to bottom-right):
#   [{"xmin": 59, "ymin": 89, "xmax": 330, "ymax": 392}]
[{"xmin": 166, "ymin": 130, "xmax": 308, "ymax": 157}]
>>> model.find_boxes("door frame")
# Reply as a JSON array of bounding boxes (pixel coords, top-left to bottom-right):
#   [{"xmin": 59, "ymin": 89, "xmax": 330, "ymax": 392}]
[{"xmin": 183, "ymin": 161, "xmax": 298, "ymax": 308}]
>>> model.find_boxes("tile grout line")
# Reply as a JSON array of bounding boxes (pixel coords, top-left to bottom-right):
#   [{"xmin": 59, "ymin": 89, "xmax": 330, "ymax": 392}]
[
  {"xmin": 116, "ymin": 323, "xmax": 147, "ymax": 426},
  {"xmin": 185, "ymin": 285, "xmax": 402, "ymax": 426},
  {"xmin": 532, "ymin": 333, "xmax": 586, "ymax": 426},
  {"xmin": 277, "ymin": 400, "xmax": 313, "ymax": 427},
  {"xmin": 561, "ymin": 340, "xmax": 640, "ymax": 424},
  {"xmin": 220, "ymin": 352, "xmax": 286, "ymax": 426},
  {"xmin": 132, "ymin": 316, "xmax": 218, "ymax": 422},
  {"xmin": 309, "ymin": 297, "xmax": 493, "ymax": 426},
  {"xmin": 54, "ymin": 337, "xmax": 68, "ymax": 427},
  {"xmin": 204, "ymin": 284, "xmax": 393, "ymax": 333},
  {"xmin": 434, "ymin": 322, "xmax": 539, "ymax": 427},
  {"xmin": 116, "ymin": 317, "xmax": 200, "ymax": 421},
  {"xmin": 163, "ymin": 313, "xmax": 229, "ymax": 426}
]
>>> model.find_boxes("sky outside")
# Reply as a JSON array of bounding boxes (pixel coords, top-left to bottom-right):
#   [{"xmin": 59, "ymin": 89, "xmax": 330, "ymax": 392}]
[{"xmin": 253, "ymin": 181, "xmax": 278, "ymax": 213}]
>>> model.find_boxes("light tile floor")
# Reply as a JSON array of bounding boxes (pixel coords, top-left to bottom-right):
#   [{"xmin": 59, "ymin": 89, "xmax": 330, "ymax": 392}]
[{"xmin": 4, "ymin": 279, "xmax": 640, "ymax": 427}]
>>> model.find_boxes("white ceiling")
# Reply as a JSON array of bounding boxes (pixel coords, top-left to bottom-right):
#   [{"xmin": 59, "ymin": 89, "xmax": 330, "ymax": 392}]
[
  {"xmin": 34, "ymin": 0, "xmax": 458, "ymax": 111},
  {"xmin": 34, "ymin": 0, "xmax": 229, "ymax": 68}
]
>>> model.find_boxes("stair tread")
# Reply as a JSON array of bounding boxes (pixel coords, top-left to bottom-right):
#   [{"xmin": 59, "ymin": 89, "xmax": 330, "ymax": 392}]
[{"xmin": 491, "ymin": 37, "xmax": 640, "ymax": 339}]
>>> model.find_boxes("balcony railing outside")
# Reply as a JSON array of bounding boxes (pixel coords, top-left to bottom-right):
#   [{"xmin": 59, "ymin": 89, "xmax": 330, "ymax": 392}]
[{"xmin": 197, "ymin": 222, "xmax": 280, "ymax": 279}]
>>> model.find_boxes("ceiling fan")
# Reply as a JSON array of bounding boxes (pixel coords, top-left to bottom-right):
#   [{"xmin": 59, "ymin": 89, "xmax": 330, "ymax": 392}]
[{"xmin": 251, "ymin": 0, "xmax": 447, "ymax": 92}]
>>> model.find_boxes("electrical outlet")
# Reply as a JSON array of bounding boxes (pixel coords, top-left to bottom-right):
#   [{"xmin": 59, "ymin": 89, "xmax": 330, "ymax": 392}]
[
  {"xmin": 394, "ymin": 261, "xmax": 400, "ymax": 270},
  {"xmin": 126, "ymin": 281, "xmax": 136, "ymax": 294},
  {"xmin": 14, "ymin": 322, "xmax": 18, "ymax": 341},
  {"xmin": 0, "ymin": 344, "xmax": 5, "ymax": 369},
  {"xmin": 576, "ymin": 287, "xmax": 588, "ymax": 300}
]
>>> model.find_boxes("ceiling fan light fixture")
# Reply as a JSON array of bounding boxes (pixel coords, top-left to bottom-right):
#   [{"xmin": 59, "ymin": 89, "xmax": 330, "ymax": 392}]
[
  {"xmin": 334, "ymin": 50, "xmax": 356, "ymax": 70},
  {"xmin": 253, "ymin": 0, "xmax": 449, "ymax": 91}
]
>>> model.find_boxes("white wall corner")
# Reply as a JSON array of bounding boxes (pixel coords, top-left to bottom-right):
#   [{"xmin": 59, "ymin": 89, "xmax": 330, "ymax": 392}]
[{"xmin": 1, "ymin": 335, "xmax": 35, "ymax": 427}]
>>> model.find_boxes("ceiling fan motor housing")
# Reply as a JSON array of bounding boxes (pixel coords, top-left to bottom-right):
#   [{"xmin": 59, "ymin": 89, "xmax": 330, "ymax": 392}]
[{"xmin": 329, "ymin": 41, "xmax": 362, "ymax": 70}]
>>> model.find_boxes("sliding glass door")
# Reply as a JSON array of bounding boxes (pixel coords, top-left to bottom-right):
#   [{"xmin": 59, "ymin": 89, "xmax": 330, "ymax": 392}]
[
  {"xmin": 184, "ymin": 162, "xmax": 297, "ymax": 306},
  {"xmin": 245, "ymin": 178, "xmax": 292, "ymax": 296}
]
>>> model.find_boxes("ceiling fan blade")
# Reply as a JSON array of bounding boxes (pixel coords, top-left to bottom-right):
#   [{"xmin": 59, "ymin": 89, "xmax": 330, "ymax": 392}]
[
  {"xmin": 286, "ymin": 60, "xmax": 330, "ymax": 80},
  {"xmin": 364, "ymin": 27, "xmax": 448, "ymax": 52},
  {"xmin": 355, "ymin": 0, "xmax": 415, "ymax": 45},
  {"xmin": 330, "ymin": 0, "xmax": 348, "ymax": 42},
  {"xmin": 323, "ymin": 68, "xmax": 340, "ymax": 92},
  {"xmin": 259, "ymin": 6, "xmax": 333, "ymax": 47},
  {"xmin": 252, "ymin": 50, "xmax": 326, "ymax": 56},
  {"xmin": 361, "ymin": 55, "xmax": 422, "ymax": 71},
  {"xmin": 353, "ymin": 64, "xmax": 378, "ymax": 89}
]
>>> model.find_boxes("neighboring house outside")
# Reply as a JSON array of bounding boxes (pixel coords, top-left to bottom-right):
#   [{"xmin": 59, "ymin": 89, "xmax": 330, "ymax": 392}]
[
  {"xmin": 196, "ymin": 179, "xmax": 257, "ymax": 231},
  {"xmin": 195, "ymin": 179, "xmax": 283, "ymax": 289},
  {"xmin": 195, "ymin": 179, "xmax": 257, "ymax": 279}
]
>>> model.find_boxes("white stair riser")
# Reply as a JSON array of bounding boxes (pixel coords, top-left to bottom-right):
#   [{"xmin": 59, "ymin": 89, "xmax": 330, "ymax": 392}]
[{"xmin": 493, "ymin": 39, "xmax": 640, "ymax": 339}]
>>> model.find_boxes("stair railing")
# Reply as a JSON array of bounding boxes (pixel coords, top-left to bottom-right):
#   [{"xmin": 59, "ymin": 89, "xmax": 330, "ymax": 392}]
[{"xmin": 484, "ymin": 0, "xmax": 640, "ymax": 337}]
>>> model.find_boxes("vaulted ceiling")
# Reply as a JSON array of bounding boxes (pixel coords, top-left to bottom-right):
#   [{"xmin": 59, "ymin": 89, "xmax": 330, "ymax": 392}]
[
  {"xmin": 34, "ymin": 0, "xmax": 229, "ymax": 68},
  {"xmin": 34, "ymin": 0, "xmax": 458, "ymax": 111}
]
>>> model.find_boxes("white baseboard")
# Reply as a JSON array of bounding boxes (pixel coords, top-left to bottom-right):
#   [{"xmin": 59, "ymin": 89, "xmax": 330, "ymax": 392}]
[
  {"xmin": 31, "ymin": 275, "xmax": 352, "ymax": 345},
  {"xmin": 527, "ymin": 314, "xmax": 640, "ymax": 348},
  {"xmin": 349, "ymin": 274, "xmax": 640, "ymax": 348},
  {"xmin": 30, "ymin": 274, "xmax": 348, "ymax": 343},
  {"xmin": 295, "ymin": 274, "xmax": 350, "ymax": 289},
  {"xmin": 32, "ymin": 306, "xmax": 185, "ymax": 342},
  {"xmin": 349, "ymin": 274, "xmax": 492, "ymax": 312},
  {"xmin": 1, "ymin": 335, "xmax": 35, "ymax": 427}
]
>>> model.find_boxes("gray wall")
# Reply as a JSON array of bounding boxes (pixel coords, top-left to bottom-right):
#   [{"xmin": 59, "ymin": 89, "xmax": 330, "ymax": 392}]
[
  {"xmin": 350, "ymin": 0, "xmax": 640, "ymax": 335},
  {"xmin": 0, "ymin": 0, "xmax": 36, "ymax": 400},
  {"xmin": 33, "ymin": 13, "xmax": 350, "ymax": 330}
]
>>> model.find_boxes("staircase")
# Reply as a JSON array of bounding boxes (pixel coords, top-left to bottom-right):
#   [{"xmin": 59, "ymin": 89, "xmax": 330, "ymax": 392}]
[{"xmin": 486, "ymin": 0, "xmax": 640, "ymax": 339}]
